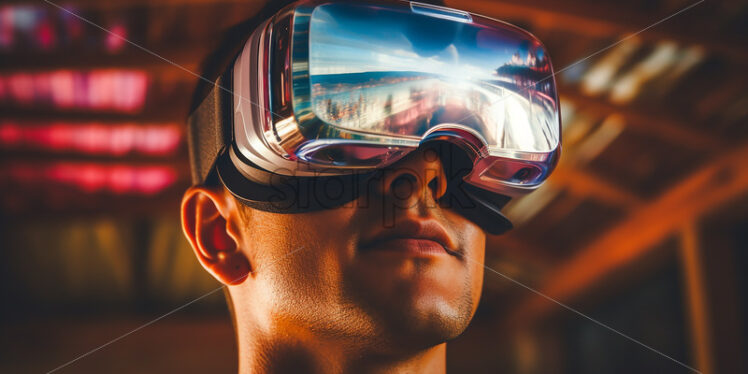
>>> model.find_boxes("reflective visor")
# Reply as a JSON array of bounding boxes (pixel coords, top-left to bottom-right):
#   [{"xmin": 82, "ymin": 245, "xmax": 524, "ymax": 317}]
[
  {"xmin": 306, "ymin": 3, "xmax": 558, "ymax": 154},
  {"xmin": 233, "ymin": 0, "xmax": 561, "ymax": 195}
]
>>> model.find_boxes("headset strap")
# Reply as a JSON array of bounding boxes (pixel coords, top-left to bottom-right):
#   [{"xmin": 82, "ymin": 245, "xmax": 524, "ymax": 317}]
[{"xmin": 187, "ymin": 69, "xmax": 233, "ymax": 185}]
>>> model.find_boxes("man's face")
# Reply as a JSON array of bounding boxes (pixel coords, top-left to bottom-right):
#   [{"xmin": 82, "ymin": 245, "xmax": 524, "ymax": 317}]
[{"xmin": 234, "ymin": 148, "xmax": 486, "ymax": 351}]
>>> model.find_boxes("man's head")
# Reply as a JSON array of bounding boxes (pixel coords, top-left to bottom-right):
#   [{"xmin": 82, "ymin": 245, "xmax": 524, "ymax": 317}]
[{"xmin": 180, "ymin": 0, "xmax": 560, "ymax": 361}]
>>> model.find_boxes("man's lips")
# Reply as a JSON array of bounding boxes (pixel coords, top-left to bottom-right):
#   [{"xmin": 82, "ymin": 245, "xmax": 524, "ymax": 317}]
[{"xmin": 360, "ymin": 219, "xmax": 461, "ymax": 257}]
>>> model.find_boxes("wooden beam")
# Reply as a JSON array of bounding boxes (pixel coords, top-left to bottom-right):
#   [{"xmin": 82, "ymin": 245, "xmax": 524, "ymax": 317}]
[
  {"xmin": 508, "ymin": 143, "xmax": 748, "ymax": 321},
  {"xmin": 487, "ymin": 233, "xmax": 555, "ymax": 269},
  {"xmin": 451, "ymin": 0, "xmax": 748, "ymax": 63},
  {"xmin": 549, "ymin": 165, "xmax": 644, "ymax": 209},
  {"xmin": 694, "ymin": 74, "xmax": 748, "ymax": 121},
  {"xmin": 560, "ymin": 90, "xmax": 726, "ymax": 152},
  {"xmin": 679, "ymin": 222, "xmax": 715, "ymax": 374}
]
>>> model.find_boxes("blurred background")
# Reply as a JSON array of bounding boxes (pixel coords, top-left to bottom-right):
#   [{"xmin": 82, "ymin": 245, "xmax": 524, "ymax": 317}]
[{"xmin": 0, "ymin": 0, "xmax": 746, "ymax": 373}]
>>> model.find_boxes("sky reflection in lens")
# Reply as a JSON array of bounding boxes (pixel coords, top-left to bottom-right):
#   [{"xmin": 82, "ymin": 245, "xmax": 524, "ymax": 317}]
[{"xmin": 307, "ymin": 2, "xmax": 559, "ymax": 153}]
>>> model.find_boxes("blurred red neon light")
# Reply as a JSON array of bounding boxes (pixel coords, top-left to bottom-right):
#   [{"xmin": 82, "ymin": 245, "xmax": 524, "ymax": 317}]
[
  {"xmin": 0, "ymin": 122, "xmax": 181, "ymax": 155},
  {"xmin": 0, "ymin": 70, "xmax": 148, "ymax": 112},
  {"xmin": 5, "ymin": 162, "xmax": 178, "ymax": 195}
]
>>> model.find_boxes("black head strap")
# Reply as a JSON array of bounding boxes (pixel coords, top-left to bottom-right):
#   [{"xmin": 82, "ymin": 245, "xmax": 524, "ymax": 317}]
[{"xmin": 187, "ymin": 70, "xmax": 233, "ymax": 185}]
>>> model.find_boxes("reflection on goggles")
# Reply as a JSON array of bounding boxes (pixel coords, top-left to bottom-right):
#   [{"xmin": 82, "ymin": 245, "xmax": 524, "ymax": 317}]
[
  {"xmin": 310, "ymin": 75, "xmax": 557, "ymax": 153},
  {"xmin": 301, "ymin": 2, "xmax": 559, "ymax": 155}
]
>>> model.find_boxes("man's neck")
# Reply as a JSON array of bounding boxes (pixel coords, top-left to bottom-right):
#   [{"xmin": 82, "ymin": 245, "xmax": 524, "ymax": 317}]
[{"xmin": 235, "ymin": 323, "xmax": 448, "ymax": 374}]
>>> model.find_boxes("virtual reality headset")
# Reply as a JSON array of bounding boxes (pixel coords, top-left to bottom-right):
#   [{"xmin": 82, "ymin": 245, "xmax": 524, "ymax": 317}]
[{"xmin": 188, "ymin": 0, "xmax": 561, "ymax": 234}]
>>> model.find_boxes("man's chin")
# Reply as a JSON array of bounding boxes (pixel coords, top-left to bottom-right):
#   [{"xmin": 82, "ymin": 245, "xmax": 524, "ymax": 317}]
[
  {"xmin": 347, "ymin": 283, "xmax": 474, "ymax": 349},
  {"xmin": 343, "ymin": 255, "xmax": 477, "ymax": 348},
  {"xmin": 369, "ymin": 296, "xmax": 474, "ymax": 352},
  {"xmin": 416, "ymin": 302, "xmax": 472, "ymax": 333}
]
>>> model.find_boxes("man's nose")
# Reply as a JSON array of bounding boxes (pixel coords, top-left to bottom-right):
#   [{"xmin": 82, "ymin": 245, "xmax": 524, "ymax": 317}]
[{"xmin": 378, "ymin": 148, "xmax": 449, "ymax": 206}]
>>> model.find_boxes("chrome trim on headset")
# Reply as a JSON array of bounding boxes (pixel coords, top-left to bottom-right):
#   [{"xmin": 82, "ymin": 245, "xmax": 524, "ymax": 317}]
[
  {"xmin": 410, "ymin": 2, "xmax": 472, "ymax": 23},
  {"xmin": 273, "ymin": 116, "xmax": 306, "ymax": 154},
  {"xmin": 233, "ymin": 17, "xmax": 337, "ymax": 177}
]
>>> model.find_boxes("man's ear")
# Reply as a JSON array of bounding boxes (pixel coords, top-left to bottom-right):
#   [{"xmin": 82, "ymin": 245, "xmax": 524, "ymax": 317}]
[{"xmin": 181, "ymin": 186, "xmax": 251, "ymax": 285}]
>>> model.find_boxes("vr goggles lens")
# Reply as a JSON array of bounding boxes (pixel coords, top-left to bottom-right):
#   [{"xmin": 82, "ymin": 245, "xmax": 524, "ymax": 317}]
[{"xmin": 231, "ymin": 0, "xmax": 561, "ymax": 196}]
